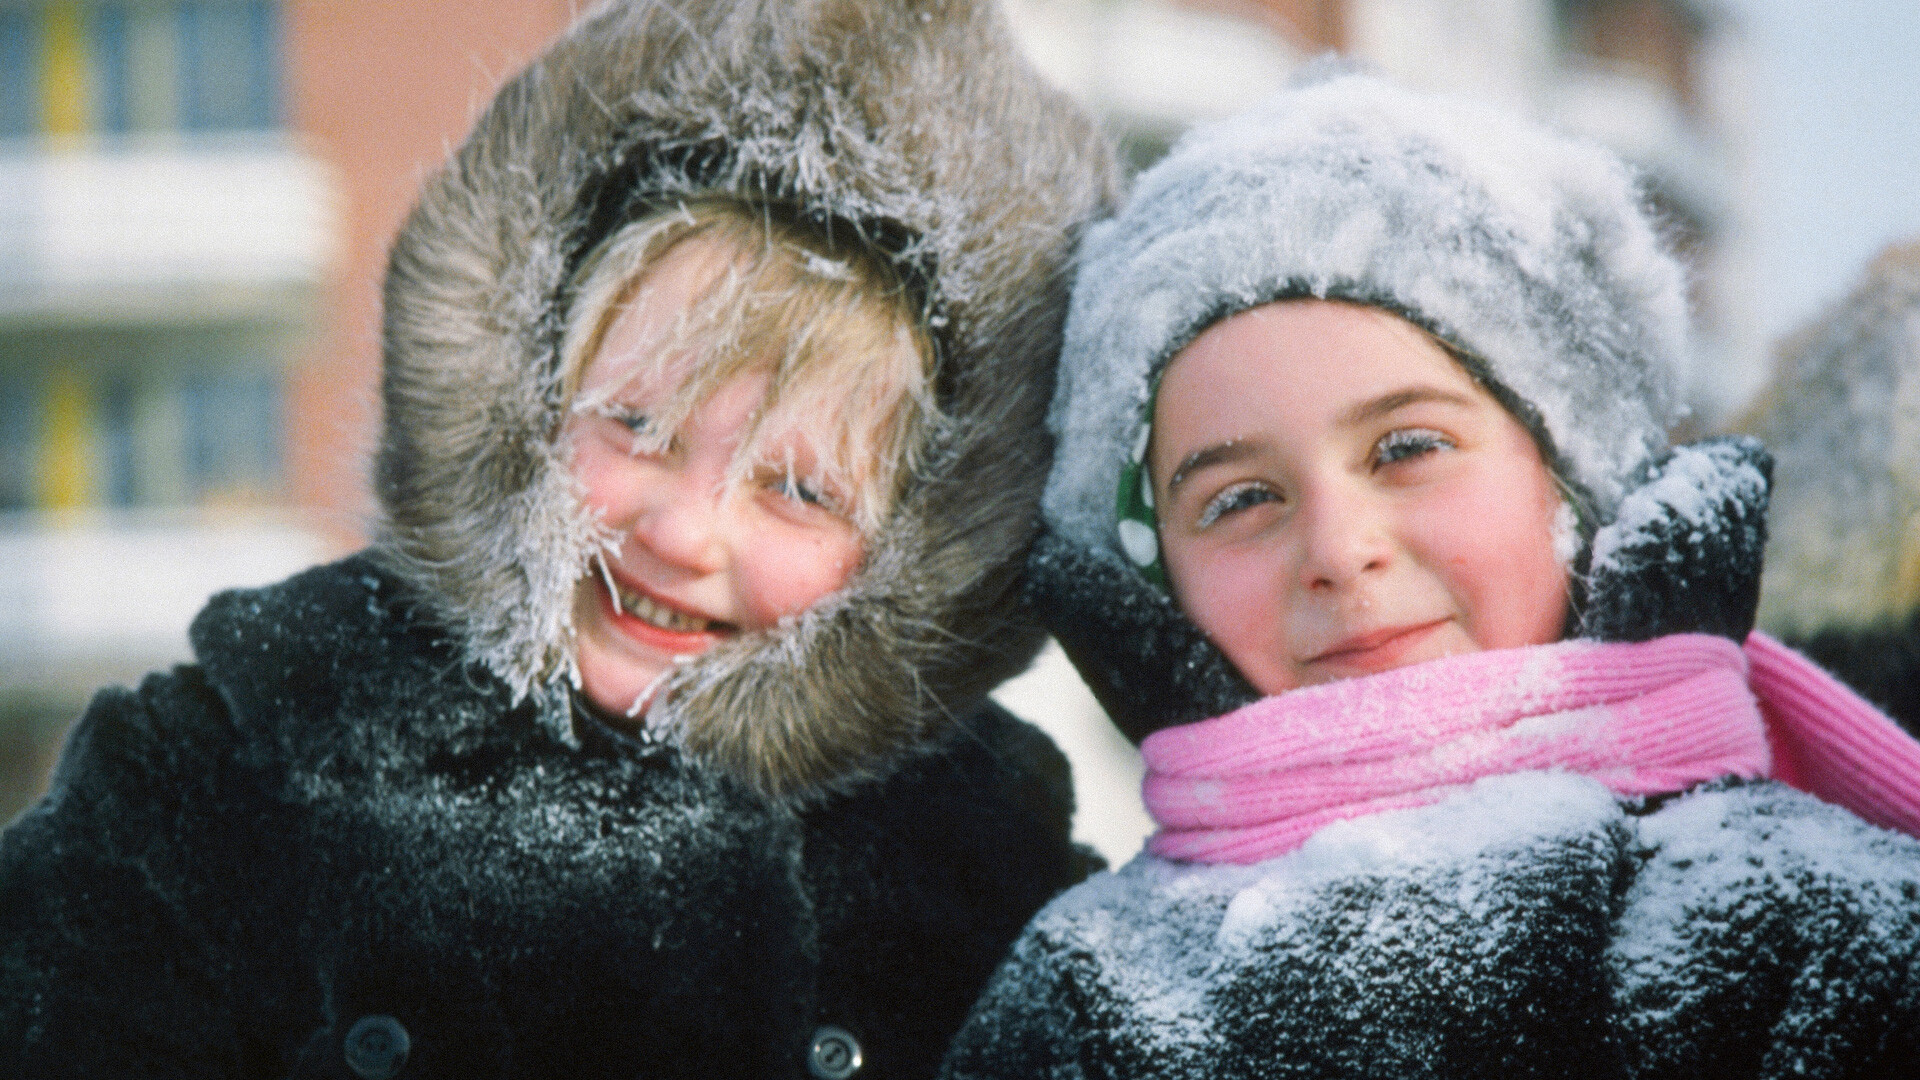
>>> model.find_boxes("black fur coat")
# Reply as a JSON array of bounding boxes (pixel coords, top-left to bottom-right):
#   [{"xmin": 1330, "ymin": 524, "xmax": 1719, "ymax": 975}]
[
  {"xmin": 941, "ymin": 774, "xmax": 1920, "ymax": 1080},
  {"xmin": 1, "ymin": 558, "xmax": 1091, "ymax": 1079}
]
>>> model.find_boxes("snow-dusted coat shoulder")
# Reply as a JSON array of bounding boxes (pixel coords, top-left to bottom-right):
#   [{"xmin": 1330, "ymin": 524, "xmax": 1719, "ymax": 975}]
[
  {"xmin": 0, "ymin": 0, "xmax": 1118, "ymax": 1076},
  {"xmin": 943, "ymin": 773, "xmax": 1920, "ymax": 1080}
]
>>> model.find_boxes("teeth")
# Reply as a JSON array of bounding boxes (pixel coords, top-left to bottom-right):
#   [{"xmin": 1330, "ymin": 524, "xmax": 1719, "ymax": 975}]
[{"xmin": 615, "ymin": 583, "xmax": 715, "ymax": 634}]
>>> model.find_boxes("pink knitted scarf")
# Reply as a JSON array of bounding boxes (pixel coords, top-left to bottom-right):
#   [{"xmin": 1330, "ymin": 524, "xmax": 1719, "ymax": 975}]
[{"xmin": 1141, "ymin": 632, "xmax": 1920, "ymax": 864}]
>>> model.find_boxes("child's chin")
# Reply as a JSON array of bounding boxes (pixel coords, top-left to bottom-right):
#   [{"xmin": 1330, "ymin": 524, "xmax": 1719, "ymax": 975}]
[
  {"xmin": 1296, "ymin": 620, "xmax": 1467, "ymax": 685},
  {"xmin": 576, "ymin": 638, "xmax": 679, "ymax": 721}
]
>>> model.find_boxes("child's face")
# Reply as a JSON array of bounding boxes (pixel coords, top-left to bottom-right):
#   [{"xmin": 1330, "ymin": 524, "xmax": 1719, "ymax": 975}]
[
  {"xmin": 567, "ymin": 241, "xmax": 866, "ymax": 718},
  {"xmin": 1150, "ymin": 299, "xmax": 1569, "ymax": 696}
]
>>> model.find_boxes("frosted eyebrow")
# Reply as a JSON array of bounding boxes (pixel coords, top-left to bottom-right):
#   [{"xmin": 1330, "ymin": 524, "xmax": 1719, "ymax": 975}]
[
  {"xmin": 1166, "ymin": 440, "xmax": 1259, "ymax": 500},
  {"xmin": 1339, "ymin": 386, "xmax": 1476, "ymax": 428}
]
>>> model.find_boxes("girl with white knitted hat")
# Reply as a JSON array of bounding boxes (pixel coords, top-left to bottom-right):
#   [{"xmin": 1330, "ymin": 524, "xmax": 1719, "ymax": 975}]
[{"xmin": 942, "ymin": 70, "xmax": 1920, "ymax": 1078}]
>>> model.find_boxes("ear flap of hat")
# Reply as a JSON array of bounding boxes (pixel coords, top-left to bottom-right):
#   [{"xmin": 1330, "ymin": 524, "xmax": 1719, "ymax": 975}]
[{"xmin": 1026, "ymin": 530, "xmax": 1256, "ymax": 743}]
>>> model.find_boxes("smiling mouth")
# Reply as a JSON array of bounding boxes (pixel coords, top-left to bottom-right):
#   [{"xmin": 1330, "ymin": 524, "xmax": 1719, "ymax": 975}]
[
  {"xmin": 608, "ymin": 578, "xmax": 735, "ymax": 636},
  {"xmin": 1307, "ymin": 620, "xmax": 1448, "ymax": 666}
]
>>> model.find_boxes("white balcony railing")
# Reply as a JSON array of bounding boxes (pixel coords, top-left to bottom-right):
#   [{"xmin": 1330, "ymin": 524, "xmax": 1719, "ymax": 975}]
[
  {"xmin": 0, "ymin": 512, "xmax": 333, "ymax": 696},
  {"xmin": 1005, "ymin": 0, "xmax": 1299, "ymax": 130},
  {"xmin": 0, "ymin": 135, "xmax": 335, "ymax": 324}
]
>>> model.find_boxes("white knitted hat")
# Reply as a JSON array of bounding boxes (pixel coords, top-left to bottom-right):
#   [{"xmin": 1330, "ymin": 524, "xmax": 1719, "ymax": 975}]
[{"xmin": 1042, "ymin": 70, "xmax": 1690, "ymax": 571}]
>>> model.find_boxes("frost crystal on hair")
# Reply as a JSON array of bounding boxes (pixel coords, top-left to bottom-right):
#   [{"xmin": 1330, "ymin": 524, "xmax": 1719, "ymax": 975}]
[
  {"xmin": 799, "ymin": 250, "xmax": 855, "ymax": 281},
  {"xmin": 1552, "ymin": 500, "xmax": 1582, "ymax": 568}
]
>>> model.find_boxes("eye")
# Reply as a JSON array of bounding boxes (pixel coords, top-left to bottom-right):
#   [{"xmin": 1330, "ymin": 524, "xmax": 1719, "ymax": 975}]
[
  {"xmin": 756, "ymin": 466, "xmax": 852, "ymax": 520},
  {"xmin": 776, "ymin": 475, "xmax": 825, "ymax": 507},
  {"xmin": 1195, "ymin": 481, "xmax": 1279, "ymax": 530},
  {"xmin": 1371, "ymin": 427, "xmax": 1455, "ymax": 469},
  {"xmin": 606, "ymin": 406, "xmax": 652, "ymax": 435}
]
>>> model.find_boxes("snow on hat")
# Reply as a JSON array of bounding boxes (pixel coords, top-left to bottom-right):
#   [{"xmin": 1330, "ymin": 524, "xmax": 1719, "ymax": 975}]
[{"xmin": 1042, "ymin": 69, "xmax": 1690, "ymax": 578}]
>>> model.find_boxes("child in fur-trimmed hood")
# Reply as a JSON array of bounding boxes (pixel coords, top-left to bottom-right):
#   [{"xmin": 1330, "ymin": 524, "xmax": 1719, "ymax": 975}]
[
  {"xmin": 942, "ymin": 70, "xmax": 1920, "ymax": 1080},
  {"xmin": 0, "ymin": 2, "xmax": 1118, "ymax": 1078}
]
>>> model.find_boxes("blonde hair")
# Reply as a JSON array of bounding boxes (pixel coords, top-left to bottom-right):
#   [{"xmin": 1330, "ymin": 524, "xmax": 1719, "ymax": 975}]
[{"xmin": 559, "ymin": 200, "xmax": 937, "ymax": 536}]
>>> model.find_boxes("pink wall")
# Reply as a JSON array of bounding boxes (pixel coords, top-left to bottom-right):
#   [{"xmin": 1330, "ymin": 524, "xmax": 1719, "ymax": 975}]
[{"xmin": 282, "ymin": 0, "xmax": 576, "ymax": 547}]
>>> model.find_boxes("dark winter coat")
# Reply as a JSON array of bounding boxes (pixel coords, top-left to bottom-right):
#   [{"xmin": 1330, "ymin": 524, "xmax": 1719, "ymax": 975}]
[
  {"xmin": 952, "ymin": 432, "xmax": 1920, "ymax": 1076},
  {"xmin": 1, "ymin": 0, "xmax": 1119, "ymax": 1076},
  {"xmin": 2, "ymin": 557, "xmax": 1089, "ymax": 1079},
  {"xmin": 942, "ymin": 773, "xmax": 1920, "ymax": 1080},
  {"xmin": 1795, "ymin": 611, "xmax": 1920, "ymax": 738}
]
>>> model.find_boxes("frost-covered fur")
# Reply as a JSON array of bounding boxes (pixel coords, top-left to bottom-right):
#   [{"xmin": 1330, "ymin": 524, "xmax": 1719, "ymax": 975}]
[
  {"xmin": 1743, "ymin": 239, "xmax": 1920, "ymax": 637},
  {"xmin": 943, "ymin": 773, "xmax": 1920, "ymax": 1079},
  {"xmin": 373, "ymin": 0, "xmax": 1118, "ymax": 799},
  {"xmin": 1043, "ymin": 70, "xmax": 1687, "ymax": 562}
]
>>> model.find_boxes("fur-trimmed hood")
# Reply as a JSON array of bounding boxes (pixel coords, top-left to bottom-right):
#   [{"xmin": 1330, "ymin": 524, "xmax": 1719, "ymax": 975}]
[{"xmin": 370, "ymin": 0, "xmax": 1118, "ymax": 801}]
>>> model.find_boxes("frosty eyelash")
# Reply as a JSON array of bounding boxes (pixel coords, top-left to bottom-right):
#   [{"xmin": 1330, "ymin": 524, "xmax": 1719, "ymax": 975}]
[
  {"xmin": 776, "ymin": 475, "xmax": 826, "ymax": 506},
  {"xmin": 754, "ymin": 464, "xmax": 849, "ymax": 517},
  {"xmin": 1372, "ymin": 427, "xmax": 1454, "ymax": 468},
  {"xmin": 606, "ymin": 407, "xmax": 652, "ymax": 435},
  {"xmin": 1195, "ymin": 481, "xmax": 1278, "ymax": 530}
]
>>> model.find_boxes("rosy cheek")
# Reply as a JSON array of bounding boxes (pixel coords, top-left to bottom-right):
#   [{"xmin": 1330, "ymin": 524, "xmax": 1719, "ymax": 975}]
[
  {"xmin": 1176, "ymin": 549, "xmax": 1285, "ymax": 681},
  {"xmin": 735, "ymin": 531, "xmax": 862, "ymax": 628},
  {"xmin": 1444, "ymin": 474, "xmax": 1567, "ymax": 648},
  {"xmin": 570, "ymin": 439, "xmax": 646, "ymax": 520}
]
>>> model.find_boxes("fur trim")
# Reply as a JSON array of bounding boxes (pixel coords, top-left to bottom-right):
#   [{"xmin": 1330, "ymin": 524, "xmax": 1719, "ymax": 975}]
[
  {"xmin": 1741, "ymin": 238, "xmax": 1920, "ymax": 634},
  {"xmin": 370, "ymin": 0, "xmax": 1119, "ymax": 800},
  {"xmin": 1043, "ymin": 70, "xmax": 1687, "ymax": 562}
]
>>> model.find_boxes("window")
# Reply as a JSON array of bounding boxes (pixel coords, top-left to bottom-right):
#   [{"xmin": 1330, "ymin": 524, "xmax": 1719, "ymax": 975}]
[
  {"xmin": 0, "ymin": 362, "xmax": 285, "ymax": 511},
  {"xmin": 0, "ymin": 375, "xmax": 33, "ymax": 510},
  {"xmin": 0, "ymin": 9, "xmax": 34, "ymax": 138},
  {"xmin": 179, "ymin": 1, "xmax": 279, "ymax": 132},
  {"xmin": 181, "ymin": 368, "xmax": 281, "ymax": 502},
  {"xmin": 90, "ymin": 0, "xmax": 130, "ymax": 133},
  {"xmin": 0, "ymin": 2, "xmax": 282, "ymax": 140}
]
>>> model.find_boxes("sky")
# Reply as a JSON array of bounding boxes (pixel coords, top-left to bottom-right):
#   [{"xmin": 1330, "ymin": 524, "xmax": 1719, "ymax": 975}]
[{"xmin": 1735, "ymin": 0, "xmax": 1920, "ymax": 344}]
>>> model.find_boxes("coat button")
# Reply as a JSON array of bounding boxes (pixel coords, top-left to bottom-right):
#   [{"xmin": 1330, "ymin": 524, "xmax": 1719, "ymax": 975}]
[
  {"xmin": 343, "ymin": 1015, "xmax": 410, "ymax": 1080},
  {"xmin": 807, "ymin": 1025, "xmax": 863, "ymax": 1080}
]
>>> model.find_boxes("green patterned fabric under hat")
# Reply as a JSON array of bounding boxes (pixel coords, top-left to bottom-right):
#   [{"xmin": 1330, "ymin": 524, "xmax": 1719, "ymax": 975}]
[{"xmin": 1114, "ymin": 382, "xmax": 1170, "ymax": 590}]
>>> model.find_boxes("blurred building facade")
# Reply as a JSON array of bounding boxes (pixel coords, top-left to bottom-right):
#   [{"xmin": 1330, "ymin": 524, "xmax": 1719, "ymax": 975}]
[{"xmin": 0, "ymin": 0, "xmax": 572, "ymax": 818}]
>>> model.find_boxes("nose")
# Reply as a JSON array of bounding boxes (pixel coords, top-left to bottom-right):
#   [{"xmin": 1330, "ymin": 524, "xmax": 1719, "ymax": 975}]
[
  {"xmin": 628, "ymin": 469, "xmax": 729, "ymax": 576},
  {"xmin": 1294, "ymin": 479, "xmax": 1393, "ymax": 591}
]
